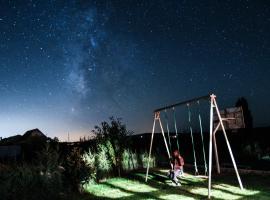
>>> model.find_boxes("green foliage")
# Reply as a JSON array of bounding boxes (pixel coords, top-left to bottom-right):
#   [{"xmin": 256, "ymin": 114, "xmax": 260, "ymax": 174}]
[
  {"xmin": 3, "ymin": 165, "xmax": 63, "ymax": 200},
  {"xmin": 121, "ymin": 151, "xmax": 156, "ymax": 170},
  {"xmin": 64, "ymin": 147, "xmax": 92, "ymax": 191},
  {"xmin": 104, "ymin": 140, "xmax": 117, "ymax": 167},
  {"xmin": 0, "ymin": 144, "xmax": 64, "ymax": 200},
  {"xmin": 83, "ymin": 147, "xmax": 156, "ymax": 184},
  {"xmin": 141, "ymin": 152, "xmax": 156, "ymax": 168},
  {"xmin": 36, "ymin": 143, "xmax": 61, "ymax": 173},
  {"xmin": 96, "ymin": 143, "xmax": 112, "ymax": 172},
  {"xmin": 82, "ymin": 149, "xmax": 97, "ymax": 183},
  {"xmin": 121, "ymin": 149, "xmax": 139, "ymax": 171},
  {"xmin": 92, "ymin": 117, "xmax": 133, "ymax": 176},
  {"xmin": 82, "ymin": 142, "xmax": 114, "ymax": 182},
  {"xmin": 242, "ymin": 142, "xmax": 263, "ymax": 160}
]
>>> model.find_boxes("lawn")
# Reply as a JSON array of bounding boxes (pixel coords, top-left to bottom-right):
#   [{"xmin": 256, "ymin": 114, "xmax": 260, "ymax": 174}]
[{"xmin": 82, "ymin": 168, "xmax": 270, "ymax": 200}]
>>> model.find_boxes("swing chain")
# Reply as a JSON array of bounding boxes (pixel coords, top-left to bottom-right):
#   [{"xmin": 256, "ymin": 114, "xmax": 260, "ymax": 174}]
[
  {"xmin": 173, "ymin": 107, "xmax": 180, "ymax": 152},
  {"xmin": 197, "ymin": 100, "xmax": 208, "ymax": 175},
  {"xmin": 164, "ymin": 110, "xmax": 172, "ymax": 152}
]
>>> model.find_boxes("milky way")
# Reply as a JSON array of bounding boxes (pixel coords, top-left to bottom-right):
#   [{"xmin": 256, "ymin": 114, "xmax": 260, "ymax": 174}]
[{"xmin": 0, "ymin": 1, "xmax": 270, "ymax": 140}]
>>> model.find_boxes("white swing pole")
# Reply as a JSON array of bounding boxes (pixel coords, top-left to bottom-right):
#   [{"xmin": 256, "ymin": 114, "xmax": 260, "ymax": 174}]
[
  {"xmin": 158, "ymin": 116, "xmax": 172, "ymax": 160},
  {"xmin": 213, "ymin": 98, "xmax": 244, "ymax": 190},
  {"xmin": 208, "ymin": 94, "xmax": 215, "ymax": 199},
  {"xmin": 145, "ymin": 113, "xmax": 157, "ymax": 182},
  {"xmin": 213, "ymin": 122, "xmax": 221, "ymax": 174}
]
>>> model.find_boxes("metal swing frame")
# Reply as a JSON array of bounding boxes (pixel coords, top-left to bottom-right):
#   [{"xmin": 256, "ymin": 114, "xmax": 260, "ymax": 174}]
[{"xmin": 145, "ymin": 94, "xmax": 243, "ymax": 199}]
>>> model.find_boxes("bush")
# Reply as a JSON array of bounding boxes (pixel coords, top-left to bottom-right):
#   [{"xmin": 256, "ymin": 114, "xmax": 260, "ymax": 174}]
[
  {"xmin": 122, "ymin": 149, "xmax": 139, "ymax": 171},
  {"xmin": 141, "ymin": 152, "xmax": 156, "ymax": 169},
  {"xmin": 64, "ymin": 147, "xmax": 92, "ymax": 192},
  {"xmin": 92, "ymin": 117, "xmax": 133, "ymax": 176},
  {"xmin": 82, "ymin": 149, "xmax": 97, "ymax": 183},
  {"xmin": 83, "ymin": 147, "xmax": 156, "ymax": 184},
  {"xmin": 0, "ymin": 143, "xmax": 66, "ymax": 200},
  {"xmin": 0, "ymin": 164, "xmax": 63, "ymax": 200},
  {"xmin": 96, "ymin": 143, "xmax": 113, "ymax": 180},
  {"xmin": 83, "ymin": 142, "xmax": 114, "ymax": 182}
]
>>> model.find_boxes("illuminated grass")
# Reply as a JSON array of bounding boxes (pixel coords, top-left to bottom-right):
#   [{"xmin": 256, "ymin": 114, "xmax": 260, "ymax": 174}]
[
  {"xmin": 83, "ymin": 169, "xmax": 270, "ymax": 199},
  {"xmin": 85, "ymin": 178, "xmax": 157, "ymax": 199}
]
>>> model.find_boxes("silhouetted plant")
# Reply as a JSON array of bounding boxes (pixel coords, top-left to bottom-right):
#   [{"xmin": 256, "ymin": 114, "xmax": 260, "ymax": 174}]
[
  {"xmin": 64, "ymin": 147, "xmax": 91, "ymax": 192},
  {"xmin": 36, "ymin": 143, "xmax": 61, "ymax": 173},
  {"xmin": 0, "ymin": 163, "xmax": 64, "ymax": 200}
]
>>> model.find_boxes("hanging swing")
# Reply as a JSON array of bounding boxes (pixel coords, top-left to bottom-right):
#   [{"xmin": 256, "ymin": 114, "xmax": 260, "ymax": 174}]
[
  {"xmin": 163, "ymin": 104, "xmax": 206, "ymax": 176},
  {"xmin": 187, "ymin": 103, "xmax": 199, "ymax": 175},
  {"xmin": 172, "ymin": 107, "xmax": 180, "ymax": 152},
  {"xmin": 197, "ymin": 100, "xmax": 208, "ymax": 175}
]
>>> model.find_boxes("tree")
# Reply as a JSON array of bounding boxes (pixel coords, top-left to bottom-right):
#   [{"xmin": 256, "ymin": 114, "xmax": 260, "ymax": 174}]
[
  {"xmin": 235, "ymin": 97, "xmax": 253, "ymax": 129},
  {"xmin": 53, "ymin": 137, "xmax": 59, "ymax": 142},
  {"xmin": 64, "ymin": 147, "xmax": 91, "ymax": 192},
  {"xmin": 92, "ymin": 117, "xmax": 133, "ymax": 176}
]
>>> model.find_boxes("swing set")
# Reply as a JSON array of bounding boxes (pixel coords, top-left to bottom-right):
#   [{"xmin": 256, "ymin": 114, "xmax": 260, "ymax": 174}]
[{"xmin": 145, "ymin": 94, "xmax": 243, "ymax": 199}]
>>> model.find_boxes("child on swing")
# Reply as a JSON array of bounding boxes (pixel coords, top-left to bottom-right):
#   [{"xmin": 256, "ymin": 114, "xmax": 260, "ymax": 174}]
[{"xmin": 169, "ymin": 150, "xmax": 184, "ymax": 186}]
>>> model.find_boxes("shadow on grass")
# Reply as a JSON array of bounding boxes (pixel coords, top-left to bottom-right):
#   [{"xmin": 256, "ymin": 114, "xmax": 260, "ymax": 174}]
[
  {"xmin": 211, "ymin": 173, "xmax": 270, "ymax": 199},
  {"xmin": 79, "ymin": 169, "xmax": 270, "ymax": 200},
  {"xmin": 81, "ymin": 172, "xmax": 207, "ymax": 199}
]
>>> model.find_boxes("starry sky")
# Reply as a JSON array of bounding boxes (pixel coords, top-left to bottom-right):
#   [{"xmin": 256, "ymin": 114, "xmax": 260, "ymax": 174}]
[{"xmin": 0, "ymin": 0, "xmax": 270, "ymax": 141}]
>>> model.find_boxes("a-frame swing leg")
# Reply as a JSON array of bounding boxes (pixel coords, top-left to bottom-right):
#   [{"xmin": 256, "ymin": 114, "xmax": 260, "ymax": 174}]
[
  {"xmin": 158, "ymin": 117, "xmax": 172, "ymax": 161},
  {"xmin": 213, "ymin": 98, "xmax": 243, "ymax": 190},
  {"xmin": 208, "ymin": 95, "xmax": 214, "ymax": 199},
  {"xmin": 208, "ymin": 95, "xmax": 244, "ymax": 199},
  {"xmin": 145, "ymin": 114, "xmax": 157, "ymax": 182},
  {"xmin": 145, "ymin": 112, "xmax": 171, "ymax": 182}
]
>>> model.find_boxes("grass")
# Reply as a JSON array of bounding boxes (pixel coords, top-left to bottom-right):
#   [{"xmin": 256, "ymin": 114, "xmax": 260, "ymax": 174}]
[{"xmin": 81, "ymin": 168, "xmax": 270, "ymax": 200}]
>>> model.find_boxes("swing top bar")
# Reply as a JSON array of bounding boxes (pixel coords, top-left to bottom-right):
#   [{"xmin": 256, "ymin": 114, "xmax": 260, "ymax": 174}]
[{"xmin": 154, "ymin": 94, "xmax": 211, "ymax": 113}]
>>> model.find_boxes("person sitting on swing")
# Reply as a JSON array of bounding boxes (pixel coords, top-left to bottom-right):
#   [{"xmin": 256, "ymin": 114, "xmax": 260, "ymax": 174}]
[{"xmin": 169, "ymin": 150, "xmax": 184, "ymax": 186}]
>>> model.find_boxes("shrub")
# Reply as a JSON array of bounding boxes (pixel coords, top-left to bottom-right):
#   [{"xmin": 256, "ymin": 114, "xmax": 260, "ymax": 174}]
[
  {"xmin": 0, "ymin": 164, "xmax": 63, "ymax": 200},
  {"xmin": 141, "ymin": 152, "xmax": 156, "ymax": 168},
  {"xmin": 92, "ymin": 117, "xmax": 133, "ymax": 176},
  {"xmin": 96, "ymin": 143, "xmax": 113, "ymax": 180},
  {"xmin": 64, "ymin": 147, "xmax": 92, "ymax": 192},
  {"xmin": 0, "ymin": 143, "xmax": 66, "ymax": 200},
  {"xmin": 82, "ymin": 149, "xmax": 96, "ymax": 183},
  {"xmin": 83, "ymin": 142, "xmax": 114, "ymax": 182},
  {"xmin": 82, "ymin": 147, "xmax": 156, "ymax": 184},
  {"xmin": 121, "ymin": 149, "xmax": 139, "ymax": 171}
]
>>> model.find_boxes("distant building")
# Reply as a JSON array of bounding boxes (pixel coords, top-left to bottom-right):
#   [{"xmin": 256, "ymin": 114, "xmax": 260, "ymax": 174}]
[
  {"xmin": 0, "ymin": 128, "xmax": 48, "ymax": 160},
  {"xmin": 23, "ymin": 128, "xmax": 46, "ymax": 138},
  {"xmin": 0, "ymin": 145, "xmax": 21, "ymax": 160}
]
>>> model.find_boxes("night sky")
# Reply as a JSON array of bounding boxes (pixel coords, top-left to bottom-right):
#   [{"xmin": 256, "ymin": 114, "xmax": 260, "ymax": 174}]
[{"xmin": 1, "ymin": 0, "xmax": 270, "ymax": 141}]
